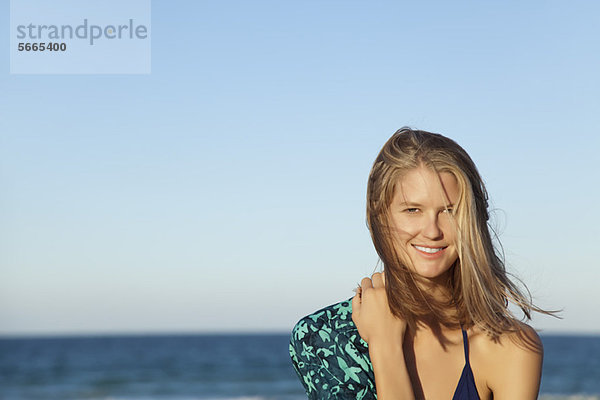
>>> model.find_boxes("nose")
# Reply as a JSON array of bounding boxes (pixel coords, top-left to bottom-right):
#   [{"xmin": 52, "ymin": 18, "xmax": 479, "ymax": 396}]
[{"xmin": 422, "ymin": 213, "xmax": 443, "ymax": 240}]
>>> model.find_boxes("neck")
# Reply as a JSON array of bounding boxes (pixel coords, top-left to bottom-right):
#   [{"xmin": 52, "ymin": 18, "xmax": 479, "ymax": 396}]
[
  {"xmin": 411, "ymin": 272, "xmax": 462, "ymax": 332},
  {"xmin": 414, "ymin": 271, "xmax": 455, "ymax": 303}
]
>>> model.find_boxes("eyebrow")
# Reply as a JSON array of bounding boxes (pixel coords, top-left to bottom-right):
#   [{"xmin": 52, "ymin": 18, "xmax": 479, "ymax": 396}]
[{"xmin": 397, "ymin": 202, "xmax": 455, "ymax": 208}]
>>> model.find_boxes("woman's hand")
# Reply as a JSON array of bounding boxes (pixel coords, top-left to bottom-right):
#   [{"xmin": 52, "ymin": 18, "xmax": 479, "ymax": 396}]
[
  {"xmin": 351, "ymin": 272, "xmax": 407, "ymax": 345},
  {"xmin": 352, "ymin": 272, "xmax": 415, "ymax": 399}
]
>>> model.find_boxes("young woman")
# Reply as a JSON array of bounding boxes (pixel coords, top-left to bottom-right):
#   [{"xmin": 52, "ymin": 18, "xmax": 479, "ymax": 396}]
[{"xmin": 289, "ymin": 128, "xmax": 555, "ymax": 399}]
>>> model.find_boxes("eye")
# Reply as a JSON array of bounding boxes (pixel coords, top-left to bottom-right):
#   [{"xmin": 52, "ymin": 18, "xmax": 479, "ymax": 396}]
[
  {"xmin": 442, "ymin": 207, "xmax": 454, "ymax": 214},
  {"xmin": 405, "ymin": 208, "xmax": 420, "ymax": 214}
]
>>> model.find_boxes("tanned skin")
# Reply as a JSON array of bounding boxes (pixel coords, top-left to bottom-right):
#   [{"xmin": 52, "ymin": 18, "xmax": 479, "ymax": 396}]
[{"xmin": 351, "ymin": 166, "xmax": 543, "ymax": 400}]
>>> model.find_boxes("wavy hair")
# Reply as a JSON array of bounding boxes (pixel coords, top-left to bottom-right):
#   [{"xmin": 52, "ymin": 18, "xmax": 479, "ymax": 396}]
[{"xmin": 366, "ymin": 127, "xmax": 555, "ymax": 338}]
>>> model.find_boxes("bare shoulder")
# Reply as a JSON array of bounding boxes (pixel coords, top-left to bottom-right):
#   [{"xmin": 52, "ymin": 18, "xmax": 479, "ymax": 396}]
[
  {"xmin": 495, "ymin": 322, "xmax": 543, "ymax": 358},
  {"xmin": 471, "ymin": 322, "xmax": 543, "ymax": 400}
]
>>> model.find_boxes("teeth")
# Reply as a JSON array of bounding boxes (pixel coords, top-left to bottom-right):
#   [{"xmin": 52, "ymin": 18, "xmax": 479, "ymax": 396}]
[{"xmin": 414, "ymin": 245, "xmax": 444, "ymax": 254}]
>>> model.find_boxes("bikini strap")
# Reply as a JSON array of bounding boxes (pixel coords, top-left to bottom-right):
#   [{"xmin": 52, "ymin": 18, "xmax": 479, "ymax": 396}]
[{"xmin": 461, "ymin": 329, "xmax": 470, "ymax": 365}]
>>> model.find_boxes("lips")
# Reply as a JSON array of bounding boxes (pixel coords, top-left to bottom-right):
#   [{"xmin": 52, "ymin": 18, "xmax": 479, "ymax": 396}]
[{"xmin": 412, "ymin": 245, "xmax": 448, "ymax": 254}]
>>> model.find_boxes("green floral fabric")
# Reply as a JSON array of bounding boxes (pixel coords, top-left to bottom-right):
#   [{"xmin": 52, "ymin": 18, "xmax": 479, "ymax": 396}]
[{"xmin": 289, "ymin": 298, "xmax": 377, "ymax": 399}]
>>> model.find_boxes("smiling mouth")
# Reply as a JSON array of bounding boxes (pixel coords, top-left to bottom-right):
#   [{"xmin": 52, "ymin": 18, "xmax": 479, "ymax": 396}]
[{"xmin": 412, "ymin": 245, "xmax": 448, "ymax": 254}]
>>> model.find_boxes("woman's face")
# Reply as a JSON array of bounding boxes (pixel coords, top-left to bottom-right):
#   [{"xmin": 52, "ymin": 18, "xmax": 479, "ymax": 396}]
[{"xmin": 388, "ymin": 165, "xmax": 460, "ymax": 282}]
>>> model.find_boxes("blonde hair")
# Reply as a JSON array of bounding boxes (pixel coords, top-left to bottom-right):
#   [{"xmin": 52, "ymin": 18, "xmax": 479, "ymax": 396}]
[{"xmin": 367, "ymin": 127, "xmax": 554, "ymax": 338}]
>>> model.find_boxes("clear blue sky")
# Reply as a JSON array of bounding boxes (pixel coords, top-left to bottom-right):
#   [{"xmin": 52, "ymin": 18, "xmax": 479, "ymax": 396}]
[{"xmin": 1, "ymin": 1, "xmax": 599, "ymax": 336}]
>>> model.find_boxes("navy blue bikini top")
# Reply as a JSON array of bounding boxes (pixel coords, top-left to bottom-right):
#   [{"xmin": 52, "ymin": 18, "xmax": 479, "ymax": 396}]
[{"xmin": 452, "ymin": 329, "xmax": 481, "ymax": 399}]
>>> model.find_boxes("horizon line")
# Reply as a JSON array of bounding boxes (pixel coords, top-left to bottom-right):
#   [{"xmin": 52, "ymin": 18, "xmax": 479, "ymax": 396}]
[{"xmin": 1, "ymin": 329, "xmax": 599, "ymax": 340}]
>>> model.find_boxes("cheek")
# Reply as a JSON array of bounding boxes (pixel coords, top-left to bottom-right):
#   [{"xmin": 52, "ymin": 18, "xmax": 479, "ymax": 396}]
[
  {"xmin": 391, "ymin": 226, "xmax": 418, "ymax": 246},
  {"xmin": 448, "ymin": 249, "xmax": 459, "ymax": 263},
  {"xmin": 391, "ymin": 217, "xmax": 420, "ymax": 238},
  {"xmin": 439, "ymin": 220, "xmax": 458, "ymax": 241},
  {"xmin": 388, "ymin": 231, "xmax": 415, "ymax": 267},
  {"xmin": 389, "ymin": 227, "xmax": 418, "ymax": 265}
]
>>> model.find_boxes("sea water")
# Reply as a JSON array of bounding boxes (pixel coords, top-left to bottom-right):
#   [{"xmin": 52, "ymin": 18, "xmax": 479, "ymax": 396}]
[{"xmin": 0, "ymin": 333, "xmax": 598, "ymax": 399}]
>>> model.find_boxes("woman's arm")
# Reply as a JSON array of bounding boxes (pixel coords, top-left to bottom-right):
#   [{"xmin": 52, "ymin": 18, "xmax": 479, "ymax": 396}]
[
  {"xmin": 352, "ymin": 272, "xmax": 415, "ymax": 400},
  {"xmin": 290, "ymin": 300, "xmax": 378, "ymax": 399},
  {"xmin": 486, "ymin": 324, "xmax": 543, "ymax": 400},
  {"xmin": 367, "ymin": 339, "xmax": 414, "ymax": 400}
]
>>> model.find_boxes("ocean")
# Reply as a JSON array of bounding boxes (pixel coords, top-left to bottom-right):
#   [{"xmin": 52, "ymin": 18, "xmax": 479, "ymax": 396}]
[{"xmin": 0, "ymin": 333, "xmax": 598, "ymax": 400}]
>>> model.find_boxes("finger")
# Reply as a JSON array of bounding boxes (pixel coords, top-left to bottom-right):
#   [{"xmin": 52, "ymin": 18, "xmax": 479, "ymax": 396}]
[
  {"xmin": 371, "ymin": 272, "xmax": 384, "ymax": 288},
  {"xmin": 352, "ymin": 293, "xmax": 360, "ymax": 313},
  {"xmin": 351, "ymin": 293, "xmax": 362, "ymax": 322},
  {"xmin": 360, "ymin": 277, "xmax": 373, "ymax": 292}
]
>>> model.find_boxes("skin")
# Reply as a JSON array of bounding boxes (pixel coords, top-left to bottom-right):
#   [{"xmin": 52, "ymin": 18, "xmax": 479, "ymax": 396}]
[{"xmin": 351, "ymin": 165, "xmax": 543, "ymax": 400}]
